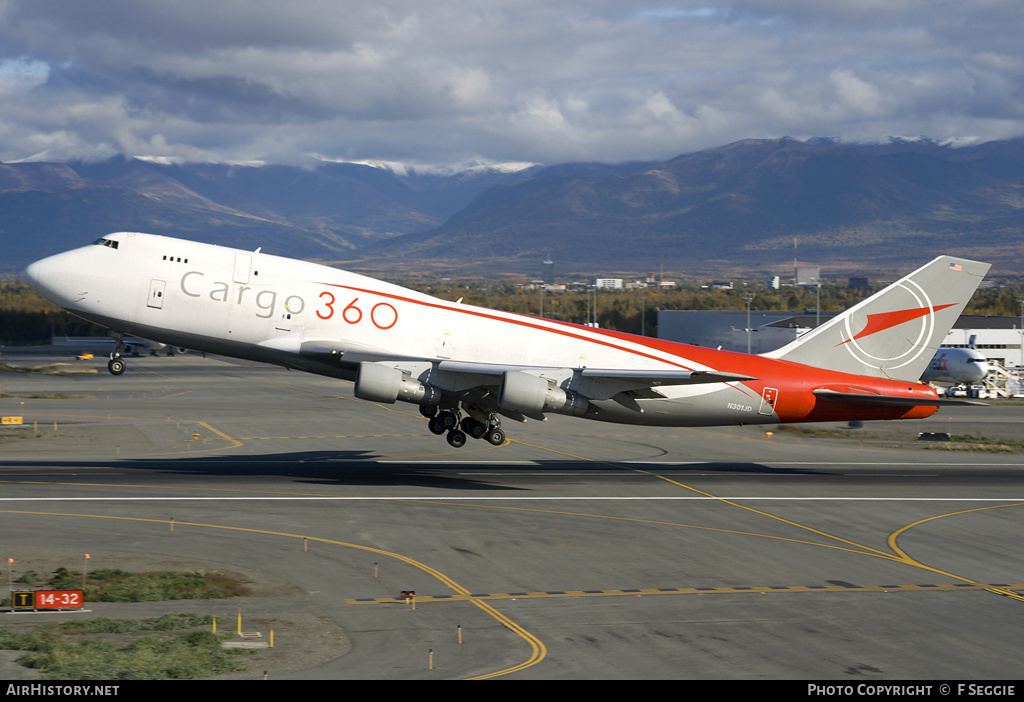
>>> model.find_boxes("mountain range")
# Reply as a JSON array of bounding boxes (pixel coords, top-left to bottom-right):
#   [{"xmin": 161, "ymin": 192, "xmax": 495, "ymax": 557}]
[{"xmin": 2, "ymin": 136, "xmax": 1024, "ymax": 278}]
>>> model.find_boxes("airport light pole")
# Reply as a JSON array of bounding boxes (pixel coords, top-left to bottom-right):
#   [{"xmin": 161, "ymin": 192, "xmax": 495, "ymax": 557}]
[
  {"xmin": 641, "ymin": 288, "xmax": 646, "ymax": 336},
  {"xmin": 1019, "ymin": 296, "xmax": 1024, "ymax": 367},
  {"xmin": 815, "ymin": 277, "xmax": 822, "ymax": 329},
  {"xmin": 744, "ymin": 294, "xmax": 755, "ymax": 354}
]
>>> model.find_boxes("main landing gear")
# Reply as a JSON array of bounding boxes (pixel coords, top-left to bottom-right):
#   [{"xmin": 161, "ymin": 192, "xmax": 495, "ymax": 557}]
[{"xmin": 421, "ymin": 405, "xmax": 506, "ymax": 448}]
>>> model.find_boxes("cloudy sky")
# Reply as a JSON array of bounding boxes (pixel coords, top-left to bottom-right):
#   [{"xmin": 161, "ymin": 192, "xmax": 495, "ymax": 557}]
[{"xmin": 1, "ymin": 1, "xmax": 1022, "ymax": 169}]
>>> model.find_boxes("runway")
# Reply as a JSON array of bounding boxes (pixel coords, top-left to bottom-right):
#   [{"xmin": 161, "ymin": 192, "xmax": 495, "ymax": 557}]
[{"xmin": 2, "ymin": 350, "xmax": 1024, "ymax": 679}]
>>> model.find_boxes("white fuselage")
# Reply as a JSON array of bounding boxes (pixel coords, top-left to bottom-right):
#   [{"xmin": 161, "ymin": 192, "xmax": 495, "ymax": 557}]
[
  {"xmin": 921, "ymin": 347, "xmax": 989, "ymax": 385},
  {"xmin": 25, "ymin": 233, "xmax": 741, "ymax": 424},
  {"xmin": 34, "ymin": 233, "xmax": 700, "ymax": 373}
]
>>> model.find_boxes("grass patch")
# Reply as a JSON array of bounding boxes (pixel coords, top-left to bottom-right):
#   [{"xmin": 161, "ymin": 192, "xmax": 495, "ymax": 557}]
[
  {"xmin": 63, "ymin": 567, "xmax": 251, "ymax": 602},
  {"xmin": 0, "ymin": 614, "xmax": 248, "ymax": 679},
  {"xmin": 0, "ymin": 362, "xmax": 98, "ymax": 376},
  {"xmin": 1, "ymin": 568, "xmax": 251, "ymax": 606},
  {"xmin": 0, "ymin": 392, "xmax": 76, "ymax": 399},
  {"xmin": 54, "ymin": 613, "xmax": 214, "ymax": 634},
  {"xmin": 773, "ymin": 426, "xmax": 1024, "ymax": 453},
  {"xmin": 772, "ymin": 425, "xmax": 870, "ymax": 440},
  {"xmin": 924, "ymin": 433, "xmax": 1023, "ymax": 453}
]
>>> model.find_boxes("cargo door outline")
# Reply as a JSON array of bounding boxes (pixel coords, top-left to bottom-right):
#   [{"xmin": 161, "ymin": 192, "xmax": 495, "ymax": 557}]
[
  {"xmin": 758, "ymin": 387, "xmax": 779, "ymax": 415},
  {"xmin": 436, "ymin": 332, "xmax": 452, "ymax": 359},
  {"xmin": 147, "ymin": 279, "xmax": 166, "ymax": 309}
]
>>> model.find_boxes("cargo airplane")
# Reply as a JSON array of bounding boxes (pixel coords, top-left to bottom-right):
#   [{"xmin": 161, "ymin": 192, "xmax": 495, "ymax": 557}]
[
  {"xmin": 921, "ymin": 338, "xmax": 990, "ymax": 386},
  {"xmin": 23, "ymin": 232, "xmax": 989, "ymax": 448}
]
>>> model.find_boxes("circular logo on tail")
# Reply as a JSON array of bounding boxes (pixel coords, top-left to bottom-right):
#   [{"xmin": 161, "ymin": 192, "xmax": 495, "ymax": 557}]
[{"xmin": 838, "ymin": 279, "xmax": 953, "ymax": 371}]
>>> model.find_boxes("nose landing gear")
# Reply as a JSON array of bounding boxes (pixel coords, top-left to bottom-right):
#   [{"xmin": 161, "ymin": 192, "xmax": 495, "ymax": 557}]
[{"xmin": 107, "ymin": 334, "xmax": 128, "ymax": 375}]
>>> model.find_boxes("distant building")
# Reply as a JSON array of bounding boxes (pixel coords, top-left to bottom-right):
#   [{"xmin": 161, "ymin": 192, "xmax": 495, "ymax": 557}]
[
  {"xmin": 795, "ymin": 266, "xmax": 820, "ymax": 285},
  {"xmin": 521, "ymin": 280, "xmax": 564, "ymax": 292},
  {"xmin": 848, "ymin": 276, "xmax": 870, "ymax": 288},
  {"xmin": 595, "ymin": 278, "xmax": 623, "ymax": 289},
  {"xmin": 542, "ymin": 258, "xmax": 555, "ymax": 285},
  {"xmin": 657, "ymin": 310, "xmax": 803, "ymax": 355},
  {"xmin": 657, "ymin": 311, "xmax": 1024, "ymax": 367}
]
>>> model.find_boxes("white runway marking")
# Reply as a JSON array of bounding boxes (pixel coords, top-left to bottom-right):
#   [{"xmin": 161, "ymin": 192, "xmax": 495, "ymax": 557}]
[{"xmin": 1, "ymin": 496, "xmax": 1023, "ymax": 502}]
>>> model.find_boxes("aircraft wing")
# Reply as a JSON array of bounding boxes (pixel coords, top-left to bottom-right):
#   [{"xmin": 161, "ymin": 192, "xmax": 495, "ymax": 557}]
[
  {"xmin": 437, "ymin": 361, "xmax": 755, "ymax": 394},
  {"xmin": 438, "ymin": 362, "xmax": 753, "ymax": 384},
  {"xmin": 290, "ymin": 342, "xmax": 755, "ymax": 395},
  {"xmin": 431, "ymin": 362, "xmax": 757, "ymax": 416},
  {"xmin": 812, "ymin": 389, "xmax": 987, "ymax": 407},
  {"xmin": 578, "ymin": 368, "xmax": 756, "ymax": 386},
  {"xmin": 290, "ymin": 341, "xmax": 758, "ymax": 418}
]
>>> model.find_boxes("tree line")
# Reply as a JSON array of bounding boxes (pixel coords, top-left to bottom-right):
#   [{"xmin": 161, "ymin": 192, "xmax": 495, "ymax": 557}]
[
  {"xmin": 418, "ymin": 280, "xmax": 1024, "ymax": 336},
  {"xmin": 0, "ymin": 280, "xmax": 108, "ymax": 344}
]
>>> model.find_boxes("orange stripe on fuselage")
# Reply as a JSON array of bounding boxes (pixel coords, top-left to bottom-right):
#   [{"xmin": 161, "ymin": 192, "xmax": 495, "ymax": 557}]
[{"xmin": 315, "ymin": 280, "xmax": 704, "ymax": 371}]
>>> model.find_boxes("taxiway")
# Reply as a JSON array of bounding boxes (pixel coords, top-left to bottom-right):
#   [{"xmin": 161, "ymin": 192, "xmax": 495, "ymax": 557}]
[{"xmin": 2, "ymin": 350, "xmax": 1023, "ymax": 679}]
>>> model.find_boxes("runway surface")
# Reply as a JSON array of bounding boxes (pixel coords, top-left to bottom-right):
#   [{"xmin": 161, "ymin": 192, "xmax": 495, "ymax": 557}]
[{"xmin": 2, "ymin": 349, "xmax": 1024, "ymax": 679}]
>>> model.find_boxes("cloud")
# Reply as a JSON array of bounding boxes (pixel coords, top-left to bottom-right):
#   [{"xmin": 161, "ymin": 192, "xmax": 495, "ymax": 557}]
[{"xmin": 0, "ymin": 1, "xmax": 1022, "ymax": 166}]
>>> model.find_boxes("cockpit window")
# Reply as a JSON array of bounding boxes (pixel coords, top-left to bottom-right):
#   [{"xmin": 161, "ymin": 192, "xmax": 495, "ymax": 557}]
[{"xmin": 91, "ymin": 237, "xmax": 119, "ymax": 249}]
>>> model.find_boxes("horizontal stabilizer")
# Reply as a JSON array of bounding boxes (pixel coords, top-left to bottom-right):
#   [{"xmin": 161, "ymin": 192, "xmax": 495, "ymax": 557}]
[{"xmin": 813, "ymin": 389, "xmax": 986, "ymax": 407}]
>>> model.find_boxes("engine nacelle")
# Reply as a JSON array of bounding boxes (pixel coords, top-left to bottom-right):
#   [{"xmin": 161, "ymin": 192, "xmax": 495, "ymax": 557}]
[
  {"xmin": 498, "ymin": 371, "xmax": 590, "ymax": 417},
  {"xmin": 354, "ymin": 362, "xmax": 442, "ymax": 406}
]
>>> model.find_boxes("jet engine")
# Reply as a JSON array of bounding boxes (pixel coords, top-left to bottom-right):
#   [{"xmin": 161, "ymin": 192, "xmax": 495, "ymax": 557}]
[
  {"xmin": 497, "ymin": 371, "xmax": 590, "ymax": 417},
  {"xmin": 354, "ymin": 362, "xmax": 442, "ymax": 406}
]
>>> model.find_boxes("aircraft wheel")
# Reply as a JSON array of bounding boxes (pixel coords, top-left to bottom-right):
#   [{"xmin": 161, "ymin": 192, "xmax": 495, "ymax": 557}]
[
  {"xmin": 438, "ymin": 410, "xmax": 458, "ymax": 430},
  {"xmin": 419, "ymin": 404, "xmax": 437, "ymax": 419},
  {"xmin": 107, "ymin": 357, "xmax": 126, "ymax": 376},
  {"xmin": 427, "ymin": 416, "xmax": 447, "ymax": 435},
  {"xmin": 461, "ymin": 418, "xmax": 487, "ymax": 439},
  {"xmin": 485, "ymin": 428, "xmax": 505, "ymax": 446},
  {"xmin": 446, "ymin": 429, "xmax": 467, "ymax": 448}
]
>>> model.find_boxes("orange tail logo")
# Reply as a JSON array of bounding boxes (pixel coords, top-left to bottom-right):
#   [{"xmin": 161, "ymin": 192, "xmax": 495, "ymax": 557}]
[{"xmin": 838, "ymin": 303, "xmax": 956, "ymax": 345}]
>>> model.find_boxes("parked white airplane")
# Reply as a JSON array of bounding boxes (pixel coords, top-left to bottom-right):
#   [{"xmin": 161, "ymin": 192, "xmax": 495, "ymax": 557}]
[
  {"xmin": 921, "ymin": 337, "xmax": 990, "ymax": 385},
  {"xmin": 24, "ymin": 232, "xmax": 990, "ymax": 448}
]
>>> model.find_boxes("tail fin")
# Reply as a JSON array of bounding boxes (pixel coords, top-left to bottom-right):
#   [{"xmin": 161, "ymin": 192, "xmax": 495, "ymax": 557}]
[{"xmin": 764, "ymin": 256, "xmax": 990, "ymax": 381}]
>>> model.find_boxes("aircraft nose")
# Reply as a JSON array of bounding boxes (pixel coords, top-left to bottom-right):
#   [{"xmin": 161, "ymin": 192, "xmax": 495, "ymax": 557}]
[
  {"xmin": 23, "ymin": 258, "xmax": 46, "ymax": 289},
  {"xmin": 23, "ymin": 252, "xmax": 77, "ymax": 305},
  {"xmin": 24, "ymin": 255, "xmax": 55, "ymax": 294},
  {"xmin": 971, "ymin": 360, "xmax": 990, "ymax": 381}
]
